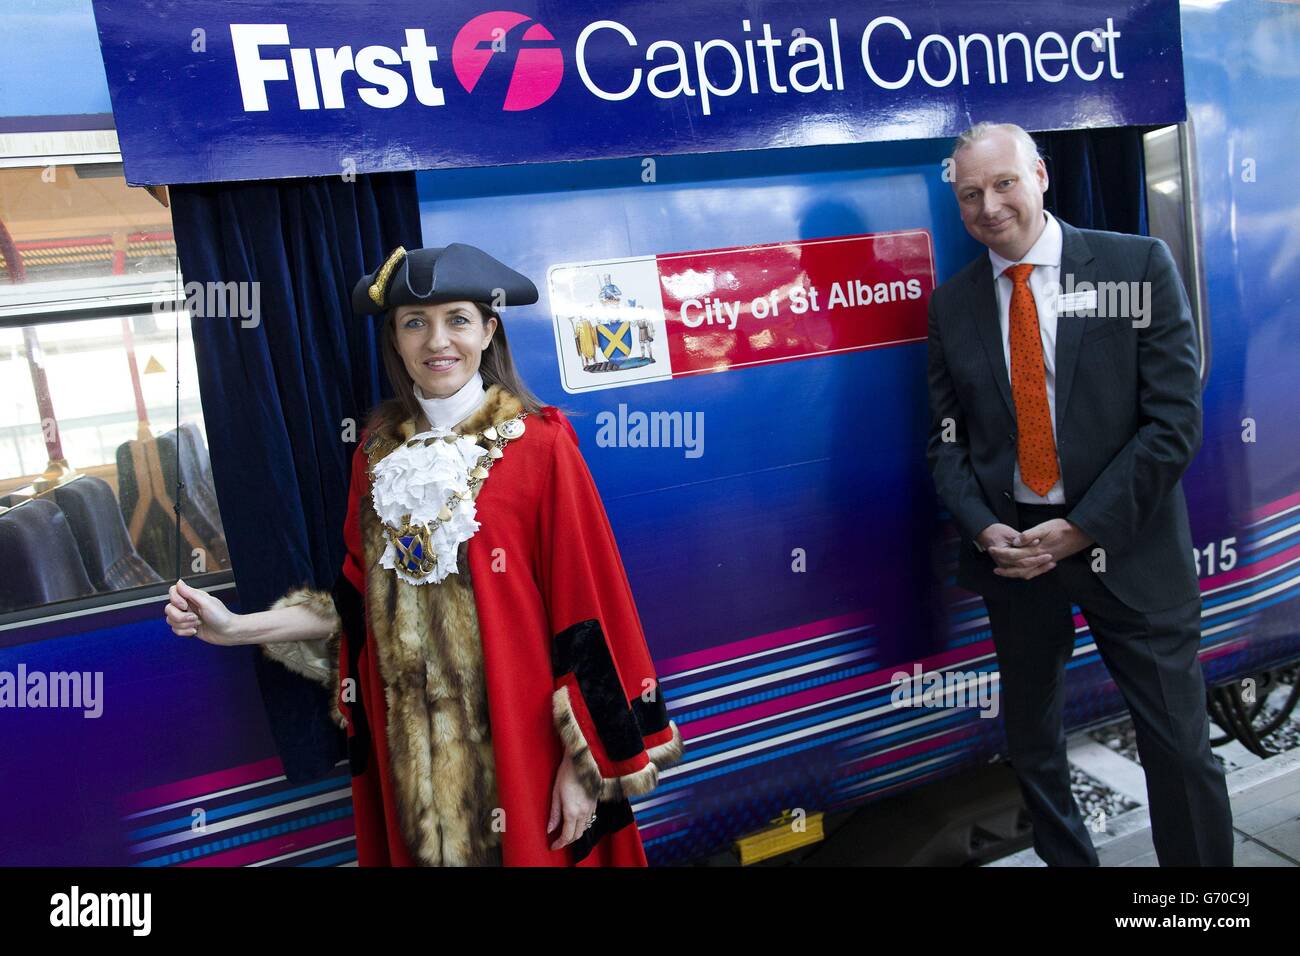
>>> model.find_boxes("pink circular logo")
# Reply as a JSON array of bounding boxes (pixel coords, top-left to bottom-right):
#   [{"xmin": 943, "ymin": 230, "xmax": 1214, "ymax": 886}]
[{"xmin": 451, "ymin": 12, "xmax": 563, "ymax": 111}]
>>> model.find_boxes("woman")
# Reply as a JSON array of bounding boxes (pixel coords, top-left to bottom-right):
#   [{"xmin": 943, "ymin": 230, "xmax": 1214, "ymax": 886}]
[{"xmin": 165, "ymin": 243, "xmax": 683, "ymax": 866}]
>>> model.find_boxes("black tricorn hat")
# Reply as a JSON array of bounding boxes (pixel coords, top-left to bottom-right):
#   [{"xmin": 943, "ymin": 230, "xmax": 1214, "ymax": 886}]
[{"xmin": 351, "ymin": 243, "xmax": 539, "ymax": 315}]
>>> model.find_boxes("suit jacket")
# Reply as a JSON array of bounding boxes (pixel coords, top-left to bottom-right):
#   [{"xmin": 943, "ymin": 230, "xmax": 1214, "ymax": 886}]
[{"xmin": 926, "ymin": 218, "xmax": 1202, "ymax": 613}]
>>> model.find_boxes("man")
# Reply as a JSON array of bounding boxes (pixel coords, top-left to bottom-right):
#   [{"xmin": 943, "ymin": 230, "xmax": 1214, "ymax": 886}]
[{"xmin": 926, "ymin": 122, "xmax": 1233, "ymax": 866}]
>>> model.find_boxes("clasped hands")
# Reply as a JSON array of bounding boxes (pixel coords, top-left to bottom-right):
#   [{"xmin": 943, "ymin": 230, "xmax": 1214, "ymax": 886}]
[{"xmin": 977, "ymin": 518, "xmax": 1093, "ymax": 581}]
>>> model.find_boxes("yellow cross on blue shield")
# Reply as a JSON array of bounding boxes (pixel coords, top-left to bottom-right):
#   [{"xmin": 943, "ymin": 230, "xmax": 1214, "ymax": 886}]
[{"xmin": 597, "ymin": 320, "xmax": 633, "ymax": 361}]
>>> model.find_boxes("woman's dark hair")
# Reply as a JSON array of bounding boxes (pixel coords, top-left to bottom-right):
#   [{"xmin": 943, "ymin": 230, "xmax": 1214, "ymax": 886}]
[{"xmin": 378, "ymin": 301, "xmax": 546, "ymax": 424}]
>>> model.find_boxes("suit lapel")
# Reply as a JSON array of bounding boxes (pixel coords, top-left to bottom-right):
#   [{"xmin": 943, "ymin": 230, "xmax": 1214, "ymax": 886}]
[
  {"xmin": 1053, "ymin": 220, "xmax": 1097, "ymax": 437},
  {"xmin": 970, "ymin": 261, "xmax": 1014, "ymax": 420}
]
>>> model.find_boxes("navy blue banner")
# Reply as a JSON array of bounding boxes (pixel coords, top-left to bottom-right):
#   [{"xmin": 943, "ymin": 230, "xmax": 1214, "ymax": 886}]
[{"xmin": 90, "ymin": 0, "xmax": 1186, "ymax": 185}]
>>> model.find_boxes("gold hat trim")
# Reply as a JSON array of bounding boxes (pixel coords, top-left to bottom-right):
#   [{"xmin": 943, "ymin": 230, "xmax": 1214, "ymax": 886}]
[{"xmin": 368, "ymin": 245, "xmax": 407, "ymax": 308}]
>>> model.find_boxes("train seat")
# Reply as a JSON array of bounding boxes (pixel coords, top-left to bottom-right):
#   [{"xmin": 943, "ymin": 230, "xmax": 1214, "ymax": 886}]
[
  {"xmin": 116, "ymin": 422, "xmax": 230, "ymax": 578},
  {"xmin": 52, "ymin": 475, "xmax": 163, "ymax": 592},
  {"xmin": 0, "ymin": 497, "xmax": 96, "ymax": 613}
]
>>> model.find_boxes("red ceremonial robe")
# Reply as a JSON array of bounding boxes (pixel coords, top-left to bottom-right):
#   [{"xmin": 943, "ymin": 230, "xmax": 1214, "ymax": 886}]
[{"xmin": 266, "ymin": 385, "xmax": 683, "ymax": 866}]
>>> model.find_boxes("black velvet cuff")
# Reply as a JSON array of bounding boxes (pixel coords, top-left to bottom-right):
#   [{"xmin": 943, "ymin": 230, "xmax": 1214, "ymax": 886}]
[{"xmin": 551, "ymin": 618, "xmax": 644, "ymax": 762}]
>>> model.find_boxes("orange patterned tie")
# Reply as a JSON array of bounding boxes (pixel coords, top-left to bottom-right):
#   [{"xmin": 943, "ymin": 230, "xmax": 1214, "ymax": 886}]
[{"xmin": 1004, "ymin": 264, "xmax": 1060, "ymax": 496}]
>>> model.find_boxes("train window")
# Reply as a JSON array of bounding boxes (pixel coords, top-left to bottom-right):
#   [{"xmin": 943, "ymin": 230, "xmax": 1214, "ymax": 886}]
[
  {"xmin": 1143, "ymin": 122, "xmax": 1210, "ymax": 382},
  {"xmin": 0, "ymin": 161, "xmax": 230, "ymax": 618},
  {"xmin": 0, "ymin": 162, "xmax": 176, "ymax": 308}
]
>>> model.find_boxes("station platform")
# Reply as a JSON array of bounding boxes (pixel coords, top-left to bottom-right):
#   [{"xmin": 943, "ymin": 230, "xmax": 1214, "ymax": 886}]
[{"xmin": 986, "ymin": 747, "xmax": 1300, "ymax": 867}]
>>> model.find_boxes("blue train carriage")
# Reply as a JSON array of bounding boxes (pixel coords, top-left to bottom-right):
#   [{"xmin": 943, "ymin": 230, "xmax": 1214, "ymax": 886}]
[{"xmin": 0, "ymin": 0, "xmax": 1295, "ymax": 866}]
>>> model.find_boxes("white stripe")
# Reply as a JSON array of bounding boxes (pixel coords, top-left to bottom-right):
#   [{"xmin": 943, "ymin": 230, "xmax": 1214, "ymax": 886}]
[
  {"xmin": 670, "ymin": 539, "xmax": 1298, "ymax": 746},
  {"xmin": 1203, "ymin": 552, "xmax": 1300, "ymax": 598},
  {"xmin": 682, "ymin": 652, "xmax": 1110, "ymax": 782},
  {"xmin": 835, "ymin": 699, "xmax": 999, "ymax": 752},
  {"xmin": 684, "ymin": 644, "xmax": 1006, "ymax": 746},
  {"xmin": 130, "ymin": 788, "xmax": 352, "ymax": 853},
  {"xmin": 627, "ymin": 790, "xmax": 686, "ymax": 812},
  {"xmin": 673, "ymin": 643, "xmax": 1110, "ymax": 779},
  {"xmin": 947, "ymin": 556, "xmax": 1299, "ymax": 638},
  {"xmin": 951, "ymin": 613, "xmax": 992, "ymax": 634},
  {"xmin": 634, "ymin": 812, "xmax": 691, "ymax": 832},
  {"xmin": 1202, "ymin": 618, "xmax": 1249, "ymax": 639},
  {"xmin": 0, "ymin": 579, "xmax": 236, "ymax": 633},
  {"xmin": 1245, "ymin": 502, "xmax": 1300, "ymax": 529},
  {"xmin": 666, "ymin": 581, "xmax": 1283, "ymax": 782},
  {"xmin": 124, "ymin": 773, "xmax": 290, "ymax": 820},
  {"xmin": 686, "ymin": 654, "xmax": 1002, "ymax": 746},
  {"xmin": 685, "ymin": 684, "xmax": 889, "ymax": 745},
  {"xmin": 659, "ymin": 625, "xmax": 871, "ymax": 681},
  {"xmin": 836, "ymin": 753, "xmax": 959, "ymax": 796},
  {"xmin": 124, "ymin": 759, "xmax": 351, "ymax": 821},
  {"xmin": 669, "ymin": 649, "xmax": 875, "ymax": 708},
  {"xmin": 663, "ymin": 683, "xmax": 996, "ymax": 776},
  {"xmin": 1250, "ymin": 521, "xmax": 1300, "ymax": 549},
  {"xmin": 249, "ymin": 836, "xmax": 356, "ymax": 867},
  {"xmin": 1202, "ymin": 570, "xmax": 1300, "ymax": 618}
]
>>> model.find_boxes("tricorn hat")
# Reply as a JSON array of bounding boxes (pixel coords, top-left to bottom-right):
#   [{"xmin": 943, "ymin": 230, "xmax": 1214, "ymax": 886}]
[{"xmin": 351, "ymin": 243, "xmax": 539, "ymax": 315}]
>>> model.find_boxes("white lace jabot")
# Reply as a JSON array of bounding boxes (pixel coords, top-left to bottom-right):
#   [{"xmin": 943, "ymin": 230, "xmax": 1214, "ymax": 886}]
[{"xmin": 371, "ymin": 371, "xmax": 491, "ymax": 585}]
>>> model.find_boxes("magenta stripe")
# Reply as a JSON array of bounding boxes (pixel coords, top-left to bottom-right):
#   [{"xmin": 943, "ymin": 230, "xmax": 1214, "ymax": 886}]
[
  {"xmin": 830, "ymin": 644, "xmax": 1247, "ymax": 780},
  {"xmin": 681, "ymin": 593, "xmax": 1263, "ymax": 741},
  {"xmin": 1249, "ymin": 489, "xmax": 1300, "ymax": 523},
  {"xmin": 838, "ymin": 724, "xmax": 979, "ymax": 776},
  {"xmin": 832, "ymin": 761, "xmax": 960, "ymax": 806},
  {"xmin": 659, "ymin": 493, "xmax": 1300, "ymax": 693},
  {"xmin": 683, "ymin": 610, "xmax": 1250, "ymax": 744},
  {"xmin": 688, "ymin": 643, "xmax": 1000, "ymax": 737},
  {"xmin": 636, "ymin": 814, "xmax": 694, "ymax": 840},
  {"xmin": 688, "ymin": 669, "xmax": 889, "ymax": 736},
  {"xmin": 121, "ymin": 757, "xmax": 285, "ymax": 815},
  {"xmin": 1202, "ymin": 541, "xmax": 1300, "ymax": 591},
  {"xmin": 656, "ymin": 610, "xmax": 871, "ymax": 676},
  {"xmin": 1200, "ymin": 638, "xmax": 1248, "ymax": 661},
  {"xmin": 959, "ymin": 537, "xmax": 1300, "ymax": 635},
  {"xmin": 179, "ymin": 817, "xmax": 355, "ymax": 867},
  {"xmin": 911, "ymin": 640, "xmax": 997, "ymax": 672}
]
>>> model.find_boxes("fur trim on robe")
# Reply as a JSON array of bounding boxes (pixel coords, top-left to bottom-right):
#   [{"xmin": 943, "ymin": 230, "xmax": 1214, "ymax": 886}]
[
  {"xmin": 355, "ymin": 386, "xmax": 522, "ymax": 865},
  {"xmin": 262, "ymin": 589, "xmax": 346, "ymax": 731},
  {"xmin": 553, "ymin": 686, "xmax": 683, "ymax": 801}
]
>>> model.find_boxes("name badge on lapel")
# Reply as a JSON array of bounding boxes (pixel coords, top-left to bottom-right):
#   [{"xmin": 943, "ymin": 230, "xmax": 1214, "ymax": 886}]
[{"xmin": 1057, "ymin": 290, "xmax": 1098, "ymax": 314}]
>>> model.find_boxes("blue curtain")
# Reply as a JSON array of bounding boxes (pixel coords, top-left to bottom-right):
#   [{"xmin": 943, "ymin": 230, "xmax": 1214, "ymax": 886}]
[
  {"xmin": 1038, "ymin": 127, "xmax": 1149, "ymax": 236},
  {"xmin": 170, "ymin": 173, "xmax": 422, "ymax": 781}
]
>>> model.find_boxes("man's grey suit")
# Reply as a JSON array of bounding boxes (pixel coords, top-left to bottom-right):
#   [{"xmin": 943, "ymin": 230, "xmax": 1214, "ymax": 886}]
[{"xmin": 926, "ymin": 218, "xmax": 1233, "ymax": 866}]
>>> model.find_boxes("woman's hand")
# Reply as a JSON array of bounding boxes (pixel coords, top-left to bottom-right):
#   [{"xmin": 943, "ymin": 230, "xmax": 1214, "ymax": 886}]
[
  {"xmin": 548, "ymin": 750, "xmax": 598, "ymax": 851},
  {"xmin": 165, "ymin": 579, "xmax": 242, "ymax": 645}
]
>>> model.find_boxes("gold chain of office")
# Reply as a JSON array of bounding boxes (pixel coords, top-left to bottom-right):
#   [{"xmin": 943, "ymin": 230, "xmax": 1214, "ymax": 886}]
[{"xmin": 364, "ymin": 414, "xmax": 528, "ymax": 578}]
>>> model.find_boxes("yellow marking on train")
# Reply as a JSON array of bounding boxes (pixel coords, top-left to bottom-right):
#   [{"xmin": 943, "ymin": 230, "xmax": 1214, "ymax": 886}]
[{"xmin": 734, "ymin": 809, "xmax": 824, "ymax": 865}]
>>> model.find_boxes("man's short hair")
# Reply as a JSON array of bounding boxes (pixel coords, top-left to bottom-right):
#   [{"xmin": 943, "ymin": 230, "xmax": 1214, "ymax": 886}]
[{"xmin": 950, "ymin": 122, "xmax": 1042, "ymax": 168}]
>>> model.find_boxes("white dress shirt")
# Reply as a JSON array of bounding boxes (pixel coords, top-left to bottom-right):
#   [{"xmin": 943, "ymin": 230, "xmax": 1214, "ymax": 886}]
[{"xmin": 987, "ymin": 211, "xmax": 1066, "ymax": 504}]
